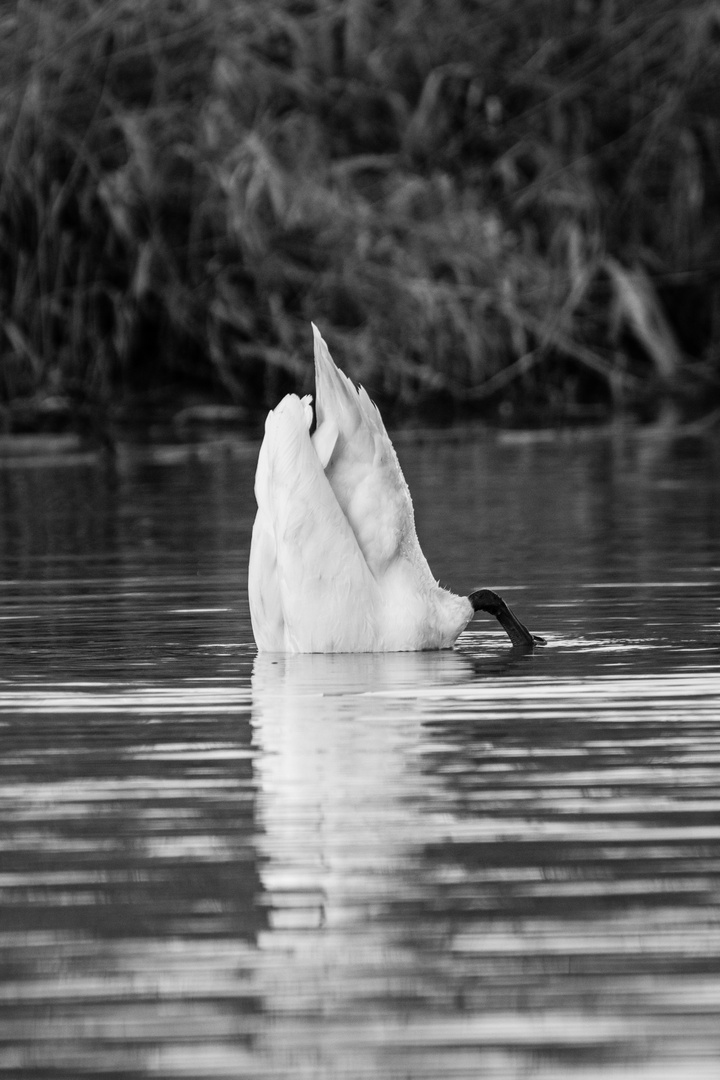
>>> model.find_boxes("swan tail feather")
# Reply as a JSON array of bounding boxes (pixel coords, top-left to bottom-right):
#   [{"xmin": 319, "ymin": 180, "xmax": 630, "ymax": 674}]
[{"xmin": 309, "ymin": 325, "xmax": 433, "ymax": 582}]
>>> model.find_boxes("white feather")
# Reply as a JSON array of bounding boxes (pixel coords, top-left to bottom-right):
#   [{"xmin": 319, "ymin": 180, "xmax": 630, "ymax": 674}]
[{"xmin": 248, "ymin": 325, "xmax": 475, "ymax": 653}]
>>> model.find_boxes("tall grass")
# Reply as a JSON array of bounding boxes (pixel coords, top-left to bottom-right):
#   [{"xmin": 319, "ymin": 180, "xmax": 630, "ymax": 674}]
[{"xmin": 1, "ymin": 0, "xmax": 719, "ymax": 430}]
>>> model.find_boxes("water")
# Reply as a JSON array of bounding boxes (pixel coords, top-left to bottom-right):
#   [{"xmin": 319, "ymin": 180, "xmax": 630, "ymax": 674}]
[{"xmin": 1, "ymin": 429, "xmax": 719, "ymax": 1079}]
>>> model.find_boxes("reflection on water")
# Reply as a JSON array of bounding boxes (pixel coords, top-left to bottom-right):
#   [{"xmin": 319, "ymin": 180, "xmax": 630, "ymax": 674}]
[
  {"xmin": 251, "ymin": 652, "xmax": 720, "ymax": 1079},
  {"xmin": 1, "ymin": 431, "xmax": 719, "ymax": 1078}
]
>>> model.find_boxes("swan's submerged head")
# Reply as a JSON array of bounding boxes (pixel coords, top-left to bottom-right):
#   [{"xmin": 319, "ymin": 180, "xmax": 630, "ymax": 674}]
[{"xmin": 468, "ymin": 588, "xmax": 545, "ymax": 648}]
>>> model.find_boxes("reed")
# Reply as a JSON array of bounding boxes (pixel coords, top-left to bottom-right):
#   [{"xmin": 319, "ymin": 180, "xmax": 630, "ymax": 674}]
[{"xmin": 1, "ymin": 0, "xmax": 718, "ymax": 431}]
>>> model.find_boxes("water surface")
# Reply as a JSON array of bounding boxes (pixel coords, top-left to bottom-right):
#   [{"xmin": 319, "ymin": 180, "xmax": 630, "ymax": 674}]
[{"xmin": 1, "ymin": 430, "xmax": 719, "ymax": 1079}]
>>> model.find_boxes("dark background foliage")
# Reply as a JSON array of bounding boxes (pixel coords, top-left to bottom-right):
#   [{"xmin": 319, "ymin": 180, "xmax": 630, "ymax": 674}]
[{"xmin": 1, "ymin": 0, "xmax": 719, "ymax": 432}]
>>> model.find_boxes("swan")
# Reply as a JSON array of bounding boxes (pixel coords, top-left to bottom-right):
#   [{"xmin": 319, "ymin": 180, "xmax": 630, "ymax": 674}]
[{"xmin": 248, "ymin": 324, "xmax": 543, "ymax": 653}]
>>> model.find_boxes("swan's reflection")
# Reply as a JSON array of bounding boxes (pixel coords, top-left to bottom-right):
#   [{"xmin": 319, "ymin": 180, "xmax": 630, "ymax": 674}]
[
  {"xmin": 249, "ymin": 650, "xmax": 475, "ymax": 1069},
  {"xmin": 250, "ymin": 649, "xmax": 474, "ymax": 924},
  {"xmin": 250, "ymin": 646, "xmax": 521, "ymax": 924}
]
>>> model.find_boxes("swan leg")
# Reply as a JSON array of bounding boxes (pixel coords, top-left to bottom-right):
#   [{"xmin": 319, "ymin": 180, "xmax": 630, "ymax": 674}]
[{"xmin": 469, "ymin": 589, "xmax": 545, "ymax": 648}]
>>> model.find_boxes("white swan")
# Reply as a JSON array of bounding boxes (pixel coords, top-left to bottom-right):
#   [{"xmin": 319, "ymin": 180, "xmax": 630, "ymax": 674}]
[{"xmin": 248, "ymin": 324, "xmax": 542, "ymax": 653}]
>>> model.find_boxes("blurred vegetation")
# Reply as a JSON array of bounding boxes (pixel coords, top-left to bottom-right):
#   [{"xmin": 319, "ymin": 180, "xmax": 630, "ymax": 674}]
[{"xmin": 1, "ymin": 0, "xmax": 720, "ymax": 434}]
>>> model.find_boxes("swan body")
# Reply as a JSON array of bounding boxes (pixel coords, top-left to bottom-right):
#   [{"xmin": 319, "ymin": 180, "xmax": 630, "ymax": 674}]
[{"xmin": 249, "ymin": 325, "xmax": 539, "ymax": 653}]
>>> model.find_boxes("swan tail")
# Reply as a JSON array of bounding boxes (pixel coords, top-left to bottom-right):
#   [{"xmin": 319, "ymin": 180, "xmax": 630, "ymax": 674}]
[
  {"xmin": 312, "ymin": 325, "xmax": 385, "ymax": 439},
  {"xmin": 312, "ymin": 323, "xmax": 356, "ymax": 429},
  {"xmin": 309, "ymin": 324, "xmax": 430, "ymax": 581},
  {"xmin": 311, "ymin": 324, "xmax": 380, "ymax": 463}
]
